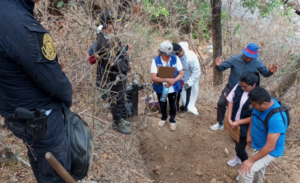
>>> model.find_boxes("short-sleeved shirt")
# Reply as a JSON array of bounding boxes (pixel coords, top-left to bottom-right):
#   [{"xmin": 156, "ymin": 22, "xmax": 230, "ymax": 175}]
[
  {"xmin": 251, "ymin": 99, "xmax": 288, "ymax": 157},
  {"xmin": 150, "ymin": 56, "xmax": 183, "ymax": 93},
  {"xmin": 226, "ymin": 83, "xmax": 249, "ymax": 121}
]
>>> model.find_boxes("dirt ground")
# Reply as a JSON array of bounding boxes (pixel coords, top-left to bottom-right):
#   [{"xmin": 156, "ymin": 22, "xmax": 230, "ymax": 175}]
[{"xmin": 136, "ymin": 101, "xmax": 300, "ymax": 183}]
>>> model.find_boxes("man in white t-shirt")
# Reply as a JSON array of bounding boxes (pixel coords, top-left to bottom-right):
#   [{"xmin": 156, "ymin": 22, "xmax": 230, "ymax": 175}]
[{"xmin": 151, "ymin": 41, "xmax": 183, "ymax": 131}]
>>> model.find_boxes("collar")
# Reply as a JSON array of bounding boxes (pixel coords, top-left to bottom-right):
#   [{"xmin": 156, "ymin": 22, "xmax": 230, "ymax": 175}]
[{"xmin": 10, "ymin": 0, "xmax": 35, "ymax": 15}]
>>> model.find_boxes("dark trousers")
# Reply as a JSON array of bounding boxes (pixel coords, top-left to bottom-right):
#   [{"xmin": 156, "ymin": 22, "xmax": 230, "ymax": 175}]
[
  {"xmin": 28, "ymin": 140, "xmax": 72, "ymax": 183},
  {"xmin": 217, "ymin": 84, "xmax": 233, "ymax": 125},
  {"xmin": 157, "ymin": 92, "xmax": 177, "ymax": 123},
  {"xmin": 5, "ymin": 109, "xmax": 72, "ymax": 183},
  {"xmin": 235, "ymin": 136, "xmax": 248, "ymax": 162},
  {"xmin": 177, "ymin": 86, "xmax": 192, "ymax": 111},
  {"xmin": 110, "ymin": 81, "xmax": 126, "ymax": 124}
]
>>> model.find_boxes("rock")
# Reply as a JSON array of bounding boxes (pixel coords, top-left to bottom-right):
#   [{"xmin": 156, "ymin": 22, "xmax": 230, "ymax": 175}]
[
  {"xmin": 210, "ymin": 178, "xmax": 217, "ymax": 183},
  {"xmin": 266, "ymin": 180, "xmax": 273, "ymax": 183},
  {"xmin": 223, "ymin": 175, "xmax": 232, "ymax": 183},
  {"xmin": 206, "ymin": 45, "xmax": 213, "ymax": 56},
  {"xmin": 195, "ymin": 170, "xmax": 202, "ymax": 176},
  {"xmin": 224, "ymin": 147, "xmax": 229, "ymax": 157}
]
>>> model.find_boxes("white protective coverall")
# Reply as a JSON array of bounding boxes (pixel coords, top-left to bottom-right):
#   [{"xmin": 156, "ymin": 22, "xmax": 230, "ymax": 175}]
[{"xmin": 179, "ymin": 42, "xmax": 201, "ymax": 115}]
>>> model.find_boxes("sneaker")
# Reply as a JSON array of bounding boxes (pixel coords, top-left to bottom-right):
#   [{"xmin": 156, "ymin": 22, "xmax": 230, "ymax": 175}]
[
  {"xmin": 114, "ymin": 122, "xmax": 131, "ymax": 135},
  {"xmin": 236, "ymin": 174, "xmax": 239, "ymax": 181},
  {"xmin": 227, "ymin": 156, "xmax": 242, "ymax": 167},
  {"xmin": 179, "ymin": 111, "xmax": 187, "ymax": 118},
  {"xmin": 121, "ymin": 118, "xmax": 131, "ymax": 126},
  {"xmin": 210, "ymin": 122, "xmax": 224, "ymax": 131},
  {"xmin": 158, "ymin": 120, "xmax": 166, "ymax": 127},
  {"xmin": 170, "ymin": 123, "xmax": 176, "ymax": 131}
]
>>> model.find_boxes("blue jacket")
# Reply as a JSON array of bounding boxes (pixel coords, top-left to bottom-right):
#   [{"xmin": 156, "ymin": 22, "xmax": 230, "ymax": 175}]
[
  {"xmin": 152, "ymin": 55, "xmax": 181, "ymax": 94},
  {"xmin": 216, "ymin": 54, "xmax": 273, "ymax": 87},
  {"xmin": 231, "ymin": 85, "xmax": 252, "ymax": 137},
  {"xmin": 0, "ymin": 0, "xmax": 73, "ymax": 119}
]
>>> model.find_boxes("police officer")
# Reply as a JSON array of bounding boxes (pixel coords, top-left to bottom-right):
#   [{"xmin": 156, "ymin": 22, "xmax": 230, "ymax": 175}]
[
  {"xmin": 96, "ymin": 11, "xmax": 132, "ymax": 135},
  {"xmin": 0, "ymin": 0, "xmax": 73, "ymax": 182}
]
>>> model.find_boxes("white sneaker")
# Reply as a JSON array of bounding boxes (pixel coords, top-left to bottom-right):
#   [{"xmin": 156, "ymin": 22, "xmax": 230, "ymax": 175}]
[
  {"xmin": 210, "ymin": 122, "xmax": 224, "ymax": 131},
  {"xmin": 170, "ymin": 123, "xmax": 176, "ymax": 131},
  {"xmin": 227, "ymin": 156, "xmax": 242, "ymax": 167},
  {"xmin": 236, "ymin": 174, "xmax": 239, "ymax": 181},
  {"xmin": 158, "ymin": 120, "xmax": 166, "ymax": 127}
]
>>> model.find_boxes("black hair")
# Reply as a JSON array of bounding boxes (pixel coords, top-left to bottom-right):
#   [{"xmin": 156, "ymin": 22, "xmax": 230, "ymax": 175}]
[
  {"xmin": 240, "ymin": 71, "xmax": 260, "ymax": 86},
  {"xmin": 248, "ymin": 86, "xmax": 271, "ymax": 105},
  {"xmin": 172, "ymin": 43, "xmax": 182, "ymax": 55}
]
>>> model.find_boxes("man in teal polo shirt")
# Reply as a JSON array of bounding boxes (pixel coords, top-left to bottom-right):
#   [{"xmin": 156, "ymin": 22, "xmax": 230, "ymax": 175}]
[{"xmin": 238, "ymin": 87, "xmax": 288, "ymax": 183}]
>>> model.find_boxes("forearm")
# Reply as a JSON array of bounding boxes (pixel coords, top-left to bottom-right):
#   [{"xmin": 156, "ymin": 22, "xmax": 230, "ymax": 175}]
[
  {"xmin": 259, "ymin": 66, "xmax": 273, "ymax": 77},
  {"xmin": 247, "ymin": 119, "xmax": 252, "ymax": 137},
  {"xmin": 152, "ymin": 76, "xmax": 170, "ymax": 83},
  {"xmin": 227, "ymin": 102, "xmax": 233, "ymax": 120},
  {"xmin": 249, "ymin": 145, "xmax": 274, "ymax": 163},
  {"xmin": 175, "ymin": 72, "xmax": 183, "ymax": 82},
  {"xmin": 215, "ymin": 65, "xmax": 223, "ymax": 72},
  {"xmin": 187, "ymin": 69, "xmax": 201, "ymax": 86},
  {"xmin": 236, "ymin": 117, "xmax": 251, "ymax": 125}
]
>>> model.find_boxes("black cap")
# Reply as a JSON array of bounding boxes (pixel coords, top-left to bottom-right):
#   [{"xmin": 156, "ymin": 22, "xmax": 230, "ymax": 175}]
[
  {"xmin": 99, "ymin": 10, "xmax": 122, "ymax": 26},
  {"xmin": 172, "ymin": 43, "xmax": 183, "ymax": 55}
]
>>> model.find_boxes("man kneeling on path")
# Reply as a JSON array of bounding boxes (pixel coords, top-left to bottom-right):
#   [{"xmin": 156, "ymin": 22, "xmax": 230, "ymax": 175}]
[
  {"xmin": 238, "ymin": 87, "xmax": 288, "ymax": 183},
  {"xmin": 172, "ymin": 42, "xmax": 201, "ymax": 118}
]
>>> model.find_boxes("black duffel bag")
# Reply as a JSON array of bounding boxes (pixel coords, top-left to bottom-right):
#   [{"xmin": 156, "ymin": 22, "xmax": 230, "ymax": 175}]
[{"xmin": 62, "ymin": 104, "xmax": 94, "ymax": 180}]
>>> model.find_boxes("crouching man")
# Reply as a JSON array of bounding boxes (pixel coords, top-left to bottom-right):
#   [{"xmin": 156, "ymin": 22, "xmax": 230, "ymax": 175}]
[
  {"xmin": 238, "ymin": 86, "xmax": 288, "ymax": 183},
  {"xmin": 172, "ymin": 42, "xmax": 201, "ymax": 117}
]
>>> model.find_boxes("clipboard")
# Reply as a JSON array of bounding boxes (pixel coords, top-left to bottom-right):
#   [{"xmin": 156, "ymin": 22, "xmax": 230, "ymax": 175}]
[
  {"xmin": 158, "ymin": 66, "xmax": 175, "ymax": 78},
  {"xmin": 224, "ymin": 116, "xmax": 240, "ymax": 143}
]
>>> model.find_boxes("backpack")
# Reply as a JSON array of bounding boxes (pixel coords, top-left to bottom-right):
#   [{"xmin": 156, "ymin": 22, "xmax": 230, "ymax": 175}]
[
  {"xmin": 252, "ymin": 98, "xmax": 290, "ymax": 132},
  {"xmin": 62, "ymin": 104, "xmax": 94, "ymax": 180}
]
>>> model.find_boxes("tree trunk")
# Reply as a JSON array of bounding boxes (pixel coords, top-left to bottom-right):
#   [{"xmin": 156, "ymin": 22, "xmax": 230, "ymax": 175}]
[
  {"xmin": 211, "ymin": 0, "xmax": 223, "ymax": 86},
  {"xmin": 270, "ymin": 58, "xmax": 300, "ymax": 98}
]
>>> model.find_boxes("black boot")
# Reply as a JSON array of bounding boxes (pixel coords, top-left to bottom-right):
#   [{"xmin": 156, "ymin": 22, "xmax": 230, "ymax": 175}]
[
  {"xmin": 121, "ymin": 118, "xmax": 131, "ymax": 126},
  {"xmin": 113, "ymin": 121, "xmax": 131, "ymax": 135}
]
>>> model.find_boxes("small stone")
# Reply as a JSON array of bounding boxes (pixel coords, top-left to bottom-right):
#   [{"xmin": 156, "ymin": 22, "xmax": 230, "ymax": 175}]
[
  {"xmin": 224, "ymin": 147, "xmax": 229, "ymax": 157},
  {"xmin": 210, "ymin": 178, "xmax": 217, "ymax": 183},
  {"xmin": 195, "ymin": 170, "xmax": 202, "ymax": 176},
  {"xmin": 223, "ymin": 175, "xmax": 232, "ymax": 183}
]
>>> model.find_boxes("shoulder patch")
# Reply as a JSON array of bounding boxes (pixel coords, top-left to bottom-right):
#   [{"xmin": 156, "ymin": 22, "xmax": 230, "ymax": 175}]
[{"xmin": 41, "ymin": 34, "xmax": 56, "ymax": 61}]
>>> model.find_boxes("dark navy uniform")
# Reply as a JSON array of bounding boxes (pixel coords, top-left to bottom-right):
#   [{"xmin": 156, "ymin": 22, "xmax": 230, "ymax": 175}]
[{"xmin": 0, "ymin": 0, "xmax": 73, "ymax": 182}]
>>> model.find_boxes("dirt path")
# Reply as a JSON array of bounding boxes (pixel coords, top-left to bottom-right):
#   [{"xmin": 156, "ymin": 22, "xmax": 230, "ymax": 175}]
[{"xmin": 137, "ymin": 102, "xmax": 300, "ymax": 183}]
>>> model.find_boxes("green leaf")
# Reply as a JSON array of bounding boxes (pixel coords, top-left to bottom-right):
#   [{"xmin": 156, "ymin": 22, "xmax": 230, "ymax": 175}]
[{"xmin": 57, "ymin": 1, "xmax": 64, "ymax": 8}]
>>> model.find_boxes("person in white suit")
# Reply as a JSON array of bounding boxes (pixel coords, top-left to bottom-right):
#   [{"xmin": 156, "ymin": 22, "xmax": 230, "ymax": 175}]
[{"xmin": 172, "ymin": 42, "xmax": 201, "ymax": 117}]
